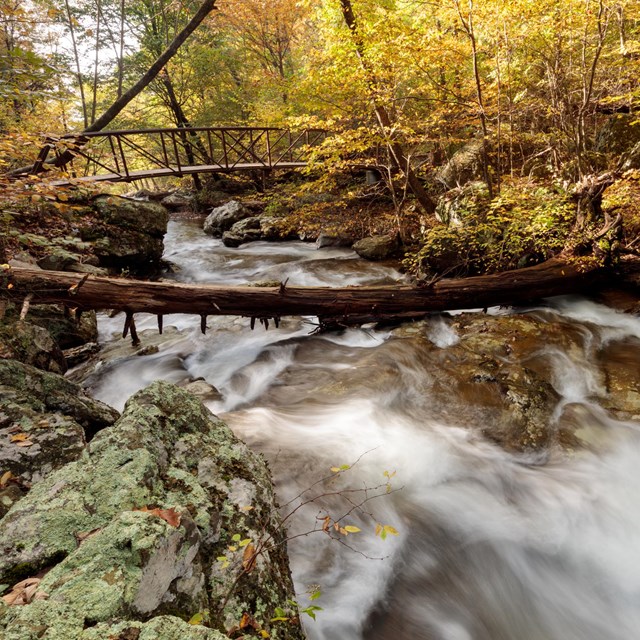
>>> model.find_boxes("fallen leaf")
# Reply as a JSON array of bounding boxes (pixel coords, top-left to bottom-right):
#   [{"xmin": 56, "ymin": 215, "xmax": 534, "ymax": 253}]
[
  {"xmin": 1, "ymin": 578, "xmax": 47, "ymax": 606},
  {"xmin": 9, "ymin": 433, "xmax": 29, "ymax": 442},
  {"xmin": 15, "ymin": 440, "xmax": 34, "ymax": 448},
  {"xmin": 0, "ymin": 471, "xmax": 15, "ymax": 488},
  {"xmin": 239, "ymin": 612, "xmax": 260, "ymax": 630},
  {"xmin": 136, "ymin": 506, "xmax": 181, "ymax": 528},
  {"xmin": 188, "ymin": 612, "xmax": 204, "ymax": 625},
  {"xmin": 242, "ymin": 543, "xmax": 257, "ymax": 573}
]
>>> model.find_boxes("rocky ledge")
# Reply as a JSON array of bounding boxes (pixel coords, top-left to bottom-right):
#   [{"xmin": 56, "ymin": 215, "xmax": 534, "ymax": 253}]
[{"xmin": 0, "ymin": 381, "xmax": 305, "ymax": 640}]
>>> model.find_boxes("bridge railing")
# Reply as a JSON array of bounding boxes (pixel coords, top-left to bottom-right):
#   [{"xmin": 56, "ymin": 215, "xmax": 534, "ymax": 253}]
[{"xmin": 37, "ymin": 127, "xmax": 328, "ymax": 181}]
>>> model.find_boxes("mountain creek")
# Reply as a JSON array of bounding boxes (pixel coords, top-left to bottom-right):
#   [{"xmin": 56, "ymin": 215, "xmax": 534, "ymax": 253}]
[{"xmin": 57, "ymin": 218, "xmax": 640, "ymax": 640}]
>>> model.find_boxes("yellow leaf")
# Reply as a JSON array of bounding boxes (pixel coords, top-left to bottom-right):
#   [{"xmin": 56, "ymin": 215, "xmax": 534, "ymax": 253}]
[
  {"xmin": 188, "ymin": 612, "xmax": 203, "ymax": 625},
  {"xmin": 383, "ymin": 525, "xmax": 399, "ymax": 536},
  {"xmin": 330, "ymin": 467, "xmax": 341, "ymax": 473},
  {"xmin": 239, "ymin": 538, "xmax": 252, "ymax": 547},
  {"xmin": 0, "ymin": 471, "xmax": 15, "ymax": 488},
  {"xmin": 343, "ymin": 525, "xmax": 361, "ymax": 533},
  {"xmin": 9, "ymin": 433, "xmax": 29, "ymax": 443},
  {"xmin": 260, "ymin": 630, "xmax": 270, "ymax": 638},
  {"xmin": 375, "ymin": 523, "xmax": 382, "ymax": 536}
]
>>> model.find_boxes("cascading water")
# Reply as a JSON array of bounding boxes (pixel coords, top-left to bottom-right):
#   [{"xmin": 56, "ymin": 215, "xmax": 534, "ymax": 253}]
[{"xmin": 81, "ymin": 219, "xmax": 640, "ymax": 640}]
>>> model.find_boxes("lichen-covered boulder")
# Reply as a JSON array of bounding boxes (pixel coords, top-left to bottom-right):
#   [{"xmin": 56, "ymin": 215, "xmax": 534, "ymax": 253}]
[
  {"xmin": 203, "ymin": 200, "xmax": 252, "ymax": 236},
  {"xmin": 0, "ymin": 359, "xmax": 119, "ymax": 516},
  {"xmin": 353, "ymin": 235, "xmax": 399, "ymax": 261},
  {"xmin": 0, "ymin": 382, "xmax": 305, "ymax": 640},
  {"xmin": 435, "ymin": 139, "xmax": 485, "ymax": 189},
  {"xmin": 10, "ymin": 304, "xmax": 98, "ymax": 350},
  {"xmin": 0, "ymin": 321, "xmax": 67, "ymax": 374}
]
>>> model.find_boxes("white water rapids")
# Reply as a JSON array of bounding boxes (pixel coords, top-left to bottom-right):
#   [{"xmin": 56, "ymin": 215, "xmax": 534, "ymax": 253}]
[{"xmin": 82, "ymin": 220, "xmax": 640, "ymax": 640}]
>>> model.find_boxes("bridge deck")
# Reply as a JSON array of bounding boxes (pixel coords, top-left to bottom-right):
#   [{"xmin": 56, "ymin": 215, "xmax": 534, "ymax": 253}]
[{"xmin": 57, "ymin": 161, "xmax": 308, "ymax": 184}]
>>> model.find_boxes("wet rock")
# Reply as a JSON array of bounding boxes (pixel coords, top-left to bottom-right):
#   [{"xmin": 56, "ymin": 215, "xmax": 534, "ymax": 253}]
[
  {"xmin": 179, "ymin": 378, "xmax": 223, "ymax": 403},
  {"xmin": 0, "ymin": 382, "xmax": 304, "ymax": 640},
  {"xmin": 203, "ymin": 200, "xmax": 252, "ymax": 236},
  {"xmin": 86, "ymin": 196, "xmax": 170, "ymax": 272},
  {"xmin": 161, "ymin": 191, "xmax": 194, "ymax": 211},
  {"xmin": 0, "ymin": 321, "xmax": 67, "ymax": 374},
  {"xmin": 435, "ymin": 139, "xmax": 485, "ymax": 189},
  {"xmin": 222, "ymin": 216, "xmax": 263, "ymax": 247},
  {"xmin": 316, "ymin": 232, "xmax": 355, "ymax": 249},
  {"xmin": 598, "ymin": 339, "xmax": 640, "ymax": 420},
  {"xmin": 353, "ymin": 235, "xmax": 399, "ymax": 261}
]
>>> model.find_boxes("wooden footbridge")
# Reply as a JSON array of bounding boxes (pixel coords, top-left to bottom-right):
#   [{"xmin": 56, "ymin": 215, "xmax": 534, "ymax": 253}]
[{"xmin": 31, "ymin": 126, "xmax": 328, "ymax": 183}]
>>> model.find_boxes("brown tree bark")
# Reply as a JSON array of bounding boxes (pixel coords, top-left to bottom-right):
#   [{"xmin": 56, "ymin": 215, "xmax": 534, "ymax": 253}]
[{"xmin": 3, "ymin": 258, "xmax": 628, "ymax": 328}]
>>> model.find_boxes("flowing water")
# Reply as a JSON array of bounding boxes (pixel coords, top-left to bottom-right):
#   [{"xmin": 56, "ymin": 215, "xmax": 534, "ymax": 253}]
[{"xmin": 82, "ymin": 220, "xmax": 640, "ymax": 640}]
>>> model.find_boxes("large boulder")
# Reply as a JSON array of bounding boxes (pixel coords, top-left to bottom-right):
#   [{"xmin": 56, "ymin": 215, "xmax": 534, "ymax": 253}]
[
  {"xmin": 435, "ymin": 139, "xmax": 485, "ymax": 189},
  {"xmin": 203, "ymin": 200, "xmax": 252, "ymax": 236},
  {"xmin": 222, "ymin": 216, "xmax": 263, "ymax": 247},
  {"xmin": 0, "ymin": 359, "xmax": 119, "ymax": 517},
  {"xmin": 10, "ymin": 304, "xmax": 98, "ymax": 350},
  {"xmin": 82, "ymin": 195, "xmax": 170, "ymax": 273},
  {"xmin": 0, "ymin": 382, "xmax": 305, "ymax": 640},
  {"xmin": 0, "ymin": 321, "xmax": 67, "ymax": 375},
  {"xmin": 353, "ymin": 235, "xmax": 399, "ymax": 261}
]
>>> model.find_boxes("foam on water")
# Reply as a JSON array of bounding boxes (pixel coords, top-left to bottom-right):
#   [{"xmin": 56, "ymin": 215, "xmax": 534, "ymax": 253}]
[{"xmin": 87, "ymin": 219, "xmax": 640, "ymax": 640}]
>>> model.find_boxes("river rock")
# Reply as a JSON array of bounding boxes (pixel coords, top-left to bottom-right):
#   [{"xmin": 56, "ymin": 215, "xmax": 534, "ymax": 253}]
[
  {"xmin": 316, "ymin": 232, "xmax": 355, "ymax": 249},
  {"xmin": 36, "ymin": 248, "xmax": 80, "ymax": 271},
  {"xmin": 0, "ymin": 382, "xmax": 304, "ymax": 640},
  {"xmin": 203, "ymin": 200, "xmax": 252, "ymax": 236},
  {"xmin": 353, "ymin": 235, "xmax": 399, "ymax": 260},
  {"xmin": 83, "ymin": 195, "xmax": 170, "ymax": 272},
  {"xmin": 598, "ymin": 339, "xmax": 640, "ymax": 420},
  {"xmin": 0, "ymin": 321, "xmax": 67, "ymax": 374},
  {"xmin": 0, "ymin": 359, "xmax": 119, "ymax": 516},
  {"xmin": 222, "ymin": 216, "xmax": 263, "ymax": 247}
]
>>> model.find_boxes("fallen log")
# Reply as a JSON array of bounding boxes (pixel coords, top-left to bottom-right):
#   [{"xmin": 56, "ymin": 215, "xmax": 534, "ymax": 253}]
[{"xmin": 3, "ymin": 258, "xmax": 635, "ymax": 328}]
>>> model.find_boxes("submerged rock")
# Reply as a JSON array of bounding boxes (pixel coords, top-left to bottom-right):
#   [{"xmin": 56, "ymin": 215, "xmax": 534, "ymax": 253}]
[{"xmin": 0, "ymin": 382, "xmax": 304, "ymax": 640}]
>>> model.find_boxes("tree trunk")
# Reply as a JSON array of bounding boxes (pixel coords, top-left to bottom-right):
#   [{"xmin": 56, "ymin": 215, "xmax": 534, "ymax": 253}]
[
  {"xmin": 338, "ymin": 0, "xmax": 436, "ymax": 215},
  {"xmin": 14, "ymin": 0, "xmax": 218, "ymax": 176},
  {"xmin": 4, "ymin": 258, "xmax": 633, "ymax": 328}
]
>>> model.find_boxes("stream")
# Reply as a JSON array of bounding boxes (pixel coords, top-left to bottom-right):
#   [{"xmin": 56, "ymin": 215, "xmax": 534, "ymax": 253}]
[{"xmin": 80, "ymin": 219, "xmax": 640, "ymax": 640}]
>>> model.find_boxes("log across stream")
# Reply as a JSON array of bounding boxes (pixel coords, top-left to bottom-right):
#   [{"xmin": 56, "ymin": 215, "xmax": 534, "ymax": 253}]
[{"xmin": 2, "ymin": 256, "xmax": 626, "ymax": 330}]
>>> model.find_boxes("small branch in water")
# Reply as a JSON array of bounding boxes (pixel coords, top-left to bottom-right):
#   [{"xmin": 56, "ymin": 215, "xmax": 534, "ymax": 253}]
[
  {"xmin": 157, "ymin": 314, "xmax": 163, "ymax": 334},
  {"xmin": 200, "ymin": 314, "xmax": 207, "ymax": 334}
]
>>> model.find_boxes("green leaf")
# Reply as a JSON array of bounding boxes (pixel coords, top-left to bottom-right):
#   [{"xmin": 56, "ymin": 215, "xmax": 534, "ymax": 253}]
[{"xmin": 188, "ymin": 612, "xmax": 204, "ymax": 625}]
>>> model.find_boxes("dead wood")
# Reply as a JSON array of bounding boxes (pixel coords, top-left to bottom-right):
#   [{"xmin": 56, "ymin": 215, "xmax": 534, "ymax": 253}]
[{"xmin": 3, "ymin": 258, "xmax": 636, "ymax": 329}]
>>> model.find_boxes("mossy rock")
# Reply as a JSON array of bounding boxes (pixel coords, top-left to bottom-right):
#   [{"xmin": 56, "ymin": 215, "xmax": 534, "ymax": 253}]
[{"xmin": 0, "ymin": 382, "xmax": 304, "ymax": 640}]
